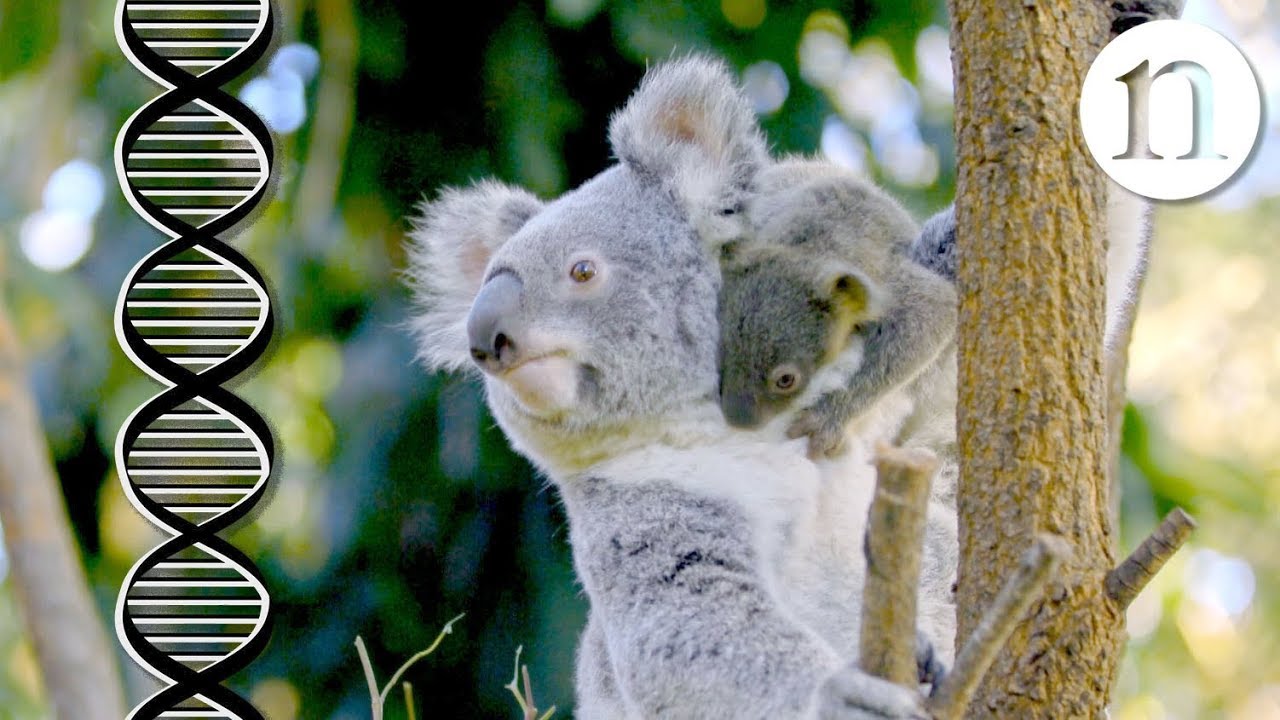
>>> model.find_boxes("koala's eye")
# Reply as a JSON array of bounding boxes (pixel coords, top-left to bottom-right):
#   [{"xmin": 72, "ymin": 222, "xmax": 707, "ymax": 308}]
[
  {"xmin": 570, "ymin": 260, "xmax": 596, "ymax": 283},
  {"xmin": 769, "ymin": 365, "xmax": 803, "ymax": 395}
]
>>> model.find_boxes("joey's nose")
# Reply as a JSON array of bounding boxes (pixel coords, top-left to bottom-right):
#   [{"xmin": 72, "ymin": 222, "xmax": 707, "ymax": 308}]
[
  {"xmin": 467, "ymin": 272, "xmax": 523, "ymax": 370},
  {"xmin": 721, "ymin": 392, "xmax": 761, "ymax": 428}
]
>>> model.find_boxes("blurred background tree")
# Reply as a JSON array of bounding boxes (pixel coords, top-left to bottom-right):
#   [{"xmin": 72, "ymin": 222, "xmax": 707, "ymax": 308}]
[{"xmin": 0, "ymin": 0, "xmax": 1276, "ymax": 717}]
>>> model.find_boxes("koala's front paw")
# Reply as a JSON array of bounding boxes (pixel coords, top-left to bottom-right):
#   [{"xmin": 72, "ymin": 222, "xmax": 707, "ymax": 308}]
[
  {"xmin": 816, "ymin": 667, "xmax": 929, "ymax": 720},
  {"xmin": 787, "ymin": 410, "xmax": 848, "ymax": 459},
  {"xmin": 915, "ymin": 632, "xmax": 947, "ymax": 689},
  {"xmin": 1108, "ymin": 1, "xmax": 1180, "ymax": 34}
]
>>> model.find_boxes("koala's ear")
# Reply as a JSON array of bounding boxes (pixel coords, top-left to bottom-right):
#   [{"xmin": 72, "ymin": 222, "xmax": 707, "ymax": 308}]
[
  {"xmin": 819, "ymin": 266, "xmax": 883, "ymax": 363},
  {"xmin": 608, "ymin": 55, "xmax": 769, "ymax": 244},
  {"xmin": 823, "ymin": 266, "xmax": 883, "ymax": 320},
  {"xmin": 404, "ymin": 180, "xmax": 543, "ymax": 371}
]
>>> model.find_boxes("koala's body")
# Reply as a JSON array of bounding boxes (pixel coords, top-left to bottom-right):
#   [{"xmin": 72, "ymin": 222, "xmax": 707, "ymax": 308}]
[
  {"xmin": 719, "ymin": 164, "xmax": 1149, "ymax": 496},
  {"xmin": 408, "ymin": 57, "xmax": 941, "ymax": 719},
  {"xmin": 406, "ymin": 25, "xmax": 1155, "ymax": 717}
]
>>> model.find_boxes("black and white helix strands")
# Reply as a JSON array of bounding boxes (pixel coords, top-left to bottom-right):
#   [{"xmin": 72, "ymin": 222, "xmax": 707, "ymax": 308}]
[{"xmin": 113, "ymin": 0, "xmax": 277, "ymax": 717}]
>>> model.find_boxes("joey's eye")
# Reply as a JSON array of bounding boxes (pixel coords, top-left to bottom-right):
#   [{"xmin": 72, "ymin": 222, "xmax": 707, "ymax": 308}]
[
  {"xmin": 768, "ymin": 365, "xmax": 803, "ymax": 395},
  {"xmin": 570, "ymin": 260, "xmax": 596, "ymax": 283}
]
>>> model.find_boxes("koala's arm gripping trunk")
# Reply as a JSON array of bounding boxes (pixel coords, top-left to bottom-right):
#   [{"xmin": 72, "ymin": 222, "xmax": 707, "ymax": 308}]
[
  {"xmin": 809, "ymin": 263, "xmax": 957, "ymax": 433},
  {"xmin": 562, "ymin": 478, "xmax": 840, "ymax": 717}
]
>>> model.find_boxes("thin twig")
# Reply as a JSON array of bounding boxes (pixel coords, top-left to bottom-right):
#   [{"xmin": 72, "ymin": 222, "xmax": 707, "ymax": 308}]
[
  {"xmin": 1106, "ymin": 507, "xmax": 1195, "ymax": 608},
  {"xmin": 506, "ymin": 646, "xmax": 532, "ymax": 718},
  {"xmin": 354, "ymin": 636, "xmax": 382, "ymax": 720},
  {"xmin": 355, "ymin": 613, "xmax": 464, "ymax": 720},
  {"xmin": 522, "ymin": 665, "xmax": 537, "ymax": 720},
  {"xmin": 928, "ymin": 534, "xmax": 1071, "ymax": 720},
  {"xmin": 859, "ymin": 444, "xmax": 938, "ymax": 687},
  {"xmin": 403, "ymin": 682, "xmax": 416, "ymax": 720},
  {"xmin": 505, "ymin": 645, "xmax": 557, "ymax": 720},
  {"xmin": 380, "ymin": 613, "xmax": 465, "ymax": 704}
]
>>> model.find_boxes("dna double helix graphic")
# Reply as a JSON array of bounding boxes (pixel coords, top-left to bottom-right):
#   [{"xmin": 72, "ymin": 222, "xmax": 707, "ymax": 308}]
[{"xmin": 113, "ymin": 0, "xmax": 276, "ymax": 717}]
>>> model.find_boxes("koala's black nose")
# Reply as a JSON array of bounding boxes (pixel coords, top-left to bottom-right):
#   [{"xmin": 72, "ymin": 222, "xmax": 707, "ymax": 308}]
[
  {"xmin": 721, "ymin": 392, "xmax": 761, "ymax": 428},
  {"xmin": 467, "ymin": 272, "xmax": 523, "ymax": 370}
]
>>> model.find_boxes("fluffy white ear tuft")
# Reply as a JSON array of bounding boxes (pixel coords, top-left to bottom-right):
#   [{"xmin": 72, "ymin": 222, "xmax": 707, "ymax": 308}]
[
  {"xmin": 608, "ymin": 55, "xmax": 769, "ymax": 245},
  {"xmin": 404, "ymin": 180, "xmax": 543, "ymax": 371}
]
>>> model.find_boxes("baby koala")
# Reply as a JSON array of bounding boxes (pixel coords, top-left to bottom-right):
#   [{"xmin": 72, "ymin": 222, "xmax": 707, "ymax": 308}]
[{"xmin": 718, "ymin": 159, "xmax": 957, "ymax": 459}]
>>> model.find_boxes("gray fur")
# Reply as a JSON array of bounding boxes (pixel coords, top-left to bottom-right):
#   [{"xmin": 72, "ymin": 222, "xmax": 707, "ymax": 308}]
[
  {"xmin": 407, "ymin": 56, "xmax": 934, "ymax": 718},
  {"xmin": 910, "ymin": 206, "xmax": 956, "ymax": 281},
  {"xmin": 718, "ymin": 161, "xmax": 958, "ymax": 460},
  {"xmin": 562, "ymin": 478, "xmax": 840, "ymax": 718}
]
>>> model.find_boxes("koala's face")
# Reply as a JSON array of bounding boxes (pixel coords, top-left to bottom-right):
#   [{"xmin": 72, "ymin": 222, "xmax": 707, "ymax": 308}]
[
  {"xmin": 465, "ymin": 167, "xmax": 721, "ymax": 438},
  {"xmin": 407, "ymin": 56, "xmax": 771, "ymax": 472},
  {"xmin": 718, "ymin": 261, "xmax": 832, "ymax": 428}
]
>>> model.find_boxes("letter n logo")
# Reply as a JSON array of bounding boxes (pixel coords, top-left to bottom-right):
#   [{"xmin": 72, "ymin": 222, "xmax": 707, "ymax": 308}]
[
  {"xmin": 1114, "ymin": 60, "xmax": 1226, "ymax": 161},
  {"xmin": 1079, "ymin": 20, "xmax": 1261, "ymax": 200}
]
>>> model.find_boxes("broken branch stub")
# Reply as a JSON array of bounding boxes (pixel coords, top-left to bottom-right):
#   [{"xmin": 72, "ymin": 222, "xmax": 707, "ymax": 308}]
[{"xmin": 860, "ymin": 443, "xmax": 938, "ymax": 688}]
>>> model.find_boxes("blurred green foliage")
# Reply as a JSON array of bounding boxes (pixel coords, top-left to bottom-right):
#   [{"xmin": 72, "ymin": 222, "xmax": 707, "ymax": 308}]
[{"xmin": 0, "ymin": 0, "xmax": 1276, "ymax": 718}]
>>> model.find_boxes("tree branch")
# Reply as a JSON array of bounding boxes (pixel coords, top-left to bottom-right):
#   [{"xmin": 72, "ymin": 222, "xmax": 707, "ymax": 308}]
[
  {"xmin": 0, "ymin": 249, "xmax": 124, "ymax": 716},
  {"xmin": 859, "ymin": 444, "xmax": 937, "ymax": 687},
  {"xmin": 1106, "ymin": 507, "xmax": 1195, "ymax": 608},
  {"xmin": 293, "ymin": 0, "xmax": 359, "ymax": 237},
  {"xmin": 928, "ymin": 534, "xmax": 1070, "ymax": 720}
]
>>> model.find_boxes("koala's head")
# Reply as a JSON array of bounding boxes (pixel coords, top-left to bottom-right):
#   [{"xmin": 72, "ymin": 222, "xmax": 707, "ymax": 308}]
[
  {"xmin": 718, "ymin": 245, "xmax": 881, "ymax": 429},
  {"xmin": 406, "ymin": 56, "xmax": 768, "ymax": 472}
]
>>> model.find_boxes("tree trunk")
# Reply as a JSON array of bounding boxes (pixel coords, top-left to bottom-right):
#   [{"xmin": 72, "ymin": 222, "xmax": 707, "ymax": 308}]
[
  {"xmin": 947, "ymin": 2, "xmax": 1121, "ymax": 716},
  {"xmin": 0, "ymin": 247, "xmax": 126, "ymax": 718}
]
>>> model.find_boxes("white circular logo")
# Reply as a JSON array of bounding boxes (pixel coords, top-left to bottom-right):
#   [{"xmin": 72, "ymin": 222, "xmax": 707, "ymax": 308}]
[{"xmin": 1079, "ymin": 20, "xmax": 1262, "ymax": 201}]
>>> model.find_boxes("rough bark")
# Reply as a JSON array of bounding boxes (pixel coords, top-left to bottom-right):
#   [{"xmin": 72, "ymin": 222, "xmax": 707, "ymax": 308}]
[
  {"xmin": 929, "ymin": 534, "xmax": 1069, "ymax": 720},
  {"xmin": 0, "ymin": 248, "xmax": 126, "ymax": 717},
  {"xmin": 947, "ymin": 1, "xmax": 1120, "ymax": 716}
]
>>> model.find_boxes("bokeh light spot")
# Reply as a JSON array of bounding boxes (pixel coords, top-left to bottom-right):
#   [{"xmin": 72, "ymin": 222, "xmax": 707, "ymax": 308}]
[
  {"xmin": 721, "ymin": 0, "xmax": 766, "ymax": 30},
  {"xmin": 268, "ymin": 43, "xmax": 321, "ymax": 83},
  {"xmin": 915, "ymin": 25, "xmax": 953, "ymax": 97},
  {"xmin": 42, "ymin": 159, "xmax": 105, "ymax": 218},
  {"xmin": 293, "ymin": 337, "xmax": 344, "ymax": 398},
  {"xmin": 19, "ymin": 209, "xmax": 93, "ymax": 272},
  {"xmin": 250, "ymin": 678, "xmax": 300, "ymax": 720},
  {"xmin": 240, "ymin": 71, "xmax": 307, "ymax": 134},
  {"xmin": 741, "ymin": 60, "xmax": 789, "ymax": 115},
  {"xmin": 1185, "ymin": 548, "xmax": 1256, "ymax": 616},
  {"xmin": 820, "ymin": 116, "xmax": 867, "ymax": 172}
]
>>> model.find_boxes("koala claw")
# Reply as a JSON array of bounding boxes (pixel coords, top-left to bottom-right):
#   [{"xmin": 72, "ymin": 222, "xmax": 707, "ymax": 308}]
[
  {"xmin": 1108, "ymin": 1, "xmax": 1179, "ymax": 34},
  {"xmin": 916, "ymin": 632, "xmax": 947, "ymax": 689},
  {"xmin": 816, "ymin": 667, "xmax": 930, "ymax": 720},
  {"xmin": 787, "ymin": 410, "xmax": 848, "ymax": 459}
]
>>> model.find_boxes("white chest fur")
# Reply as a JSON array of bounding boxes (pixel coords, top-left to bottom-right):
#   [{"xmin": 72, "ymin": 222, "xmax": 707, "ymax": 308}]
[{"xmin": 588, "ymin": 434, "xmax": 886, "ymax": 660}]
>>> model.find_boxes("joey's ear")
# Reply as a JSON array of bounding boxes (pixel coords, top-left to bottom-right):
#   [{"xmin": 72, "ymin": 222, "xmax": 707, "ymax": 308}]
[
  {"xmin": 609, "ymin": 55, "xmax": 769, "ymax": 244},
  {"xmin": 404, "ymin": 180, "xmax": 543, "ymax": 371},
  {"xmin": 819, "ymin": 266, "xmax": 884, "ymax": 363},
  {"xmin": 824, "ymin": 266, "xmax": 883, "ymax": 320}
]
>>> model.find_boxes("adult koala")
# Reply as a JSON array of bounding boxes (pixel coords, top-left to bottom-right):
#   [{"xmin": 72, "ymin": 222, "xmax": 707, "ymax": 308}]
[{"xmin": 407, "ymin": 57, "xmax": 937, "ymax": 718}]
